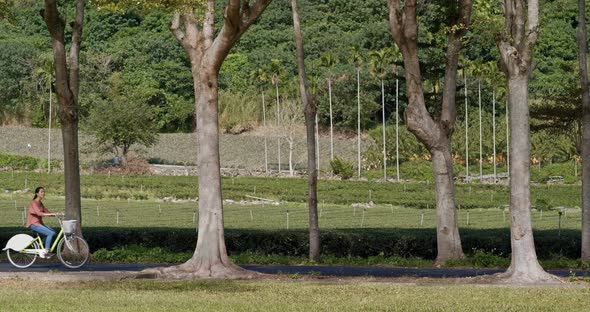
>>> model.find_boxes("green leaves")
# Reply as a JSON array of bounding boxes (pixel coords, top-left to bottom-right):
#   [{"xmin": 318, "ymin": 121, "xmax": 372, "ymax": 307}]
[
  {"xmin": 85, "ymin": 77, "xmax": 159, "ymax": 159},
  {"xmin": 91, "ymin": 0, "xmax": 206, "ymax": 13}
]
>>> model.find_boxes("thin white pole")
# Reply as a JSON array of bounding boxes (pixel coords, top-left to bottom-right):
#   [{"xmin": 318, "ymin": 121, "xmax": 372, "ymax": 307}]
[
  {"xmin": 262, "ymin": 92, "xmax": 268, "ymax": 174},
  {"xmin": 315, "ymin": 111, "xmax": 320, "ymax": 171},
  {"xmin": 276, "ymin": 83, "xmax": 281, "ymax": 173},
  {"xmin": 396, "ymin": 79, "xmax": 400, "ymax": 182},
  {"xmin": 47, "ymin": 84, "xmax": 52, "ymax": 173},
  {"xmin": 479, "ymin": 80, "xmax": 482, "ymax": 179},
  {"xmin": 382, "ymin": 79, "xmax": 387, "ymax": 181},
  {"xmin": 329, "ymin": 79, "xmax": 334, "ymax": 160},
  {"xmin": 357, "ymin": 68, "xmax": 361, "ymax": 178},
  {"xmin": 465, "ymin": 71, "xmax": 469, "ymax": 182},
  {"xmin": 506, "ymin": 99, "xmax": 510, "ymax": 176},
  {"xmin": 492, "ymin": 89, "xmax": 496, "ymax": 181}
]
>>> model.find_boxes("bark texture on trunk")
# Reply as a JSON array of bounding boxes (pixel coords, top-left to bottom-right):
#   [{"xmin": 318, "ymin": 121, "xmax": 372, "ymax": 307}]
[
  {"xmin": 497, "ymin": 0, "xmax": 558, "ymax": 283},
  {"xmin": 579, "ymin": 0, "xmax": 590, "ymax": 259},
  {"xmin": 387, "ymin": 0, "xmax": 471, "ymax": 264},
  {"xmin": 141, "ymin": 0, "xmax": 272, "ymax": 279},
  {"xmin": 291, "ymin": 0, "xmax": 320, "ymax": 261},
  {"xmin": 431, "ymin": 147, "xmax": 462, "ymax": 263},
  {"xmin": 41, "ymin": 0, "xmax": 83, "ymax": 235}
]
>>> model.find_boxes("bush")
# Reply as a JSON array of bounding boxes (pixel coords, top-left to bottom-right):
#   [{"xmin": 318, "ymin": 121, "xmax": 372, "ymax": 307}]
[
  {"xmin": 0, "ymin": 153, "xmax": 39, "ymax": 170},
  {"xmin": 330, "ymin": 156, "xmax": 354, "ymax": 179},
  {"xmin": 0, "ymin": 227, "xmax": 580, "ymax": 260}
]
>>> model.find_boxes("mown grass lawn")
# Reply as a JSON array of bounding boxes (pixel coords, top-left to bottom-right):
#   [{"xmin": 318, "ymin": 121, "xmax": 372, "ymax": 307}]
[{"xmin": 1, "ymin": 279, "xmax": 590, "ymax": 312}]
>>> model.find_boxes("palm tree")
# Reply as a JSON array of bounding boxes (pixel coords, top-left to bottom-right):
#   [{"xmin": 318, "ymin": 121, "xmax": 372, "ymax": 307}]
[
  {"xmin": 468, "ymin": 61, "xmax": 485, "ymax": 180},
  {"xmin": 308, "ymin": 75, "xmax": 321, "ymax": 171},
  {"xmin": 349, "ymin": 46, "xmax": 364, "ymax": 178},
  {"xmin": 270, "ymin": 59, "xmax": 284, "ymax": 173},
  {"xmin": 34, "ymin": 53, "xmax": 55, "ymax": 173},
  {"xmin": 369, "ymin": 48, "xmax": 394, "ymax": 181},
  {"xmin": 320, "ymin": 52, "xmax": 338, "ymax": 161},
  {"xmin": 252, "ymin": 66, "xmax": 271, "ymax": 174}
]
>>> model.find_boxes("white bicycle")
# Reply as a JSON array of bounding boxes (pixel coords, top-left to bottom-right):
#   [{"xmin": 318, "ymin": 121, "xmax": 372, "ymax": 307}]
[{"xmin": 3, "ymin": 214, "xmax": 90, "ymax": 269}]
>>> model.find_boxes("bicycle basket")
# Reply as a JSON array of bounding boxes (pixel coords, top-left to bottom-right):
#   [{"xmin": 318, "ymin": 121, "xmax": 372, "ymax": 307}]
[{"xmin": 62, "ymin": 220, "xmax": 77, "ymax": 234}]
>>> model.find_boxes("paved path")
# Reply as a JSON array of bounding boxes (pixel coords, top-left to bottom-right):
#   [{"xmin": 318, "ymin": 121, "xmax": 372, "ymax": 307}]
[{"xmin": 1, "ymin": 261, "xmax": 589, "ymax": 278}]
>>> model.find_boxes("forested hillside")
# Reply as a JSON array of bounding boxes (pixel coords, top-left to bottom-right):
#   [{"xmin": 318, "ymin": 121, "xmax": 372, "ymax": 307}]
[{"xmin": 0, "ymin": 0, "xmax": 584, "ymax": 165}]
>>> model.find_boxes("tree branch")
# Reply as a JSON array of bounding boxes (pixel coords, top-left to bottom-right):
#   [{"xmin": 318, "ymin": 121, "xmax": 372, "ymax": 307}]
[
  {"xmin": 441, "ymin": 0, "xmax": 472, "ymax": 130},
  {"xmin": 208, "ymin": 0, "xmax": 272, "ymax": 73},
  {"xmin": 69, "ymin": 0, "xmax": 84, "ymax": 103},
  {"xmin": 170, "ymin": 13, "xmax": 186, "ymax": 45},
  {"xmin": 387, "ymin": 0, "xmax": 403, "ymax": 43},
  {"xmin": 203, "ymin": 1, "xmax": 216, "ymax": 50}
]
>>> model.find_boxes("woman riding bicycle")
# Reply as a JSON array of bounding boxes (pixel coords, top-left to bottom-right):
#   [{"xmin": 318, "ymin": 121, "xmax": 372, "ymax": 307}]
[{"xmin": 26, "ymin": 186, "xmax": 58, "ymax": 258}]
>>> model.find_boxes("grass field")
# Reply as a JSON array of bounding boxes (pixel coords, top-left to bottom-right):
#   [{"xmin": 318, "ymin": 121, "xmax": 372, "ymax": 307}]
[
  {"xmin": 0, "ymin": 279, "xmax": 589, "ymax": 311},
  {"xmin": 0, "ymin": 193, "xmax": 582, "ymax": 231},
  {"xmin": 0, "ymin": 171, "xmax": 582, "ymax": 230}
]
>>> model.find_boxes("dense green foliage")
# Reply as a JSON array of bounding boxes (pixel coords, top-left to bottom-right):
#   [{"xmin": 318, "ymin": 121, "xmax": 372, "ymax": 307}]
[
  {"xmin": 0, "ymin": 226, "xmax": 583, "ymax": 261},
  {"xmin": 329, "ymin": 156, "xmax": 353, "ymax": 179},
  {"xmin": 84, "ymin": 73, "xmax": 159, "ymax": 160},
  {"xmin": 0, "ymin": 0, "xmax": 585, "ymax": 168}
]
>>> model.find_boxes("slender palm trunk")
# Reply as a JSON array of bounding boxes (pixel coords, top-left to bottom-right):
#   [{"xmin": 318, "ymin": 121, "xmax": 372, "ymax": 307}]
[
  {"xmin": 315, "ymin": 112, "xmax": 319, "ymax": 171},
  {"xmin": 395, "ymin": 79, "xmax": 400, "ymax": 182},
  {"xmin": 329, "ymin": 79, "xmax": 334, "ymax": 160},
  {"xmin": 47, "ymin": 84, "xmax": 52, "ymax": 173},
  {"xmin": 478, "ymin": 80, "xmax": 482, "ymax": 179},
  {"xmin": 506, "ymin": 101, "xmax": 510, "ymax": 175},
  {"xmin": 275, "ymin": 83, "xmax": 281, "ymax": 173},
  {"xmin": 465, "ymin": 72, "xmax": 469, "ymax": 181},
  {"xmin": 492, "ymin": 89, "xmax": 497, "ymax": 182},
  {"xmin": 382, "ymin": 79, "xmax": 387, "ymax": 181},
  {"xmin": 288, "ymin": 138, "xmax": 294, "ymax": 176},
  {"xmin": 262, "ymin": 92, "xmax": 268, "ymax": 173},
  {"xmin": 357, "ymin": 68, "xmax": 361, "ymax": 178}
]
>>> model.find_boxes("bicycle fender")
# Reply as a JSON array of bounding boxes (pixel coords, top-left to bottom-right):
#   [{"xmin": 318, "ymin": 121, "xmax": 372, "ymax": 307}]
[{"xmin": 3, "ymin": 234, "xmax": 35, "ymax": 251}]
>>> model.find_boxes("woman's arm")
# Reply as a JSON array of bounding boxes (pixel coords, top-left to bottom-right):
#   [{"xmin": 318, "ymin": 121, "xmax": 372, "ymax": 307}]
[{"xmin": 32, "ymin": 201, "xmax": 57, "ymax": 217}]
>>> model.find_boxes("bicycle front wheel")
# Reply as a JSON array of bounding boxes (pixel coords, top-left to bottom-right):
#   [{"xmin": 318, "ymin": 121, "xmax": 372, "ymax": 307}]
[
  {"xmin": 57, "ymin": 235, "xmax": 90, "ymax": 269},
  {"xmin": 6, "ymin": 241, "xmax": 39, "ymax": 269}
]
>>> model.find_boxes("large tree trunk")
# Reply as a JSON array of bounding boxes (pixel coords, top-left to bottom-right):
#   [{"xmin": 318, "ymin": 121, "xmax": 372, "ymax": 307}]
[
  {"xmin": 42, "ymin": 0, "xmax": 83, "ymax": 235},
  {"xmin": 291, "ymin": 0, "xmax": 320, "ymax": 261},
  {"xmin": 579, "ymin": 0, "xmax": 590, "ymax": 258},
  {"xmin": 501, "ymin": 76, "xmax": 554, "ymax": 281},
  {"xmin": 432, "ymin": 147, "xmax": 462, "ymax": 263},
  {"xmin": 142, "ymin": 1, "xmax": 272, "ymax": 279},
  {"xmin": 497, "ymin": 0, "xmax": 558, "ymax": 283},
  {"xmin": 167, "ymin": 75, "xmax": 245, "ymax": 278},
  {"xmin": 388, "ymin": 0, "xmax": 471, "ymax": 264}
]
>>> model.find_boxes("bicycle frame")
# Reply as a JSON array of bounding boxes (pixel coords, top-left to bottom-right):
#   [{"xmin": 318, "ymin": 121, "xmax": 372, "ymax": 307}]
[{"xmin": 20, "ymin": 225, "xmax": 65, "ymax": 255}]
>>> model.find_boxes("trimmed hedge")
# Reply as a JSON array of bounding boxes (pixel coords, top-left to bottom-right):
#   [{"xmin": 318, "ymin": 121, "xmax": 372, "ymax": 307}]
[
  {"xmin": 0, "ymin": 153, "xmax": 39, "ymax": 170},
  {"xmin": 0, "ymin": 227, "xmax": 581, "ymax": 260}
]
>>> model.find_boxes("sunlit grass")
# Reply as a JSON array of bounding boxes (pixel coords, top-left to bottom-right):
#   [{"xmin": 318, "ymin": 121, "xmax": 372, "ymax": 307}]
[{"xmin": 0, "ymin": 279, "xmax": 589, "ymax": 312}]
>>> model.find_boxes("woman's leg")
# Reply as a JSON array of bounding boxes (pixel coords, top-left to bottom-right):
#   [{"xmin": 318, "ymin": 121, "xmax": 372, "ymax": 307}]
[{"xmin": 29, "ymin": 224, "xmax": 56, "ymax": 250}]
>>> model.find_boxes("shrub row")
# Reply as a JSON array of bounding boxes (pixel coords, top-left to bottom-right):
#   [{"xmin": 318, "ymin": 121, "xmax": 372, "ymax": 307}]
[
  {"xmin": 0, "ymin": 153, "xmax": 39, "ymax": 170},
  {"xmin": 0, "ymin": 227, "xmax": 581, "ymax": 260}
]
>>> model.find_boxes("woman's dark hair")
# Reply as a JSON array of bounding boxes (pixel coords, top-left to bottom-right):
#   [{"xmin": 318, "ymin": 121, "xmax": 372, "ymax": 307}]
[{"xmin": 33, "ymin": 186, "xmax": 44, "ymax": 200}]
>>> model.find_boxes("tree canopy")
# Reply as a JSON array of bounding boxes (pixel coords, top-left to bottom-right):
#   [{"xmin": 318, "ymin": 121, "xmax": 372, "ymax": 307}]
[{"xmin": 0, "ymin": 0, "xmax": 586, "ymax": 163}]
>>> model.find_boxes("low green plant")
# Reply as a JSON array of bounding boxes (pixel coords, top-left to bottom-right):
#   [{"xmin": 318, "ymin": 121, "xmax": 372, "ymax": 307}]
[
  {"xmin": 0, "ymin": 153, "xmax": 39, "ymax": 170},
  {"xmin": 330, "ymin": 156, "xmax": 354, "ymax": 179}
]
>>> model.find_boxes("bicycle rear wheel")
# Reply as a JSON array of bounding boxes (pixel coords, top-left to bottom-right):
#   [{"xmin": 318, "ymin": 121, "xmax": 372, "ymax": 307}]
[
  {"xmin": 57, "ymin": 235, "xmax": 89, "ymax": 269},
  {"xmin": 6, "ymin": 241, "xmax": 39, "ymax": 269}
]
